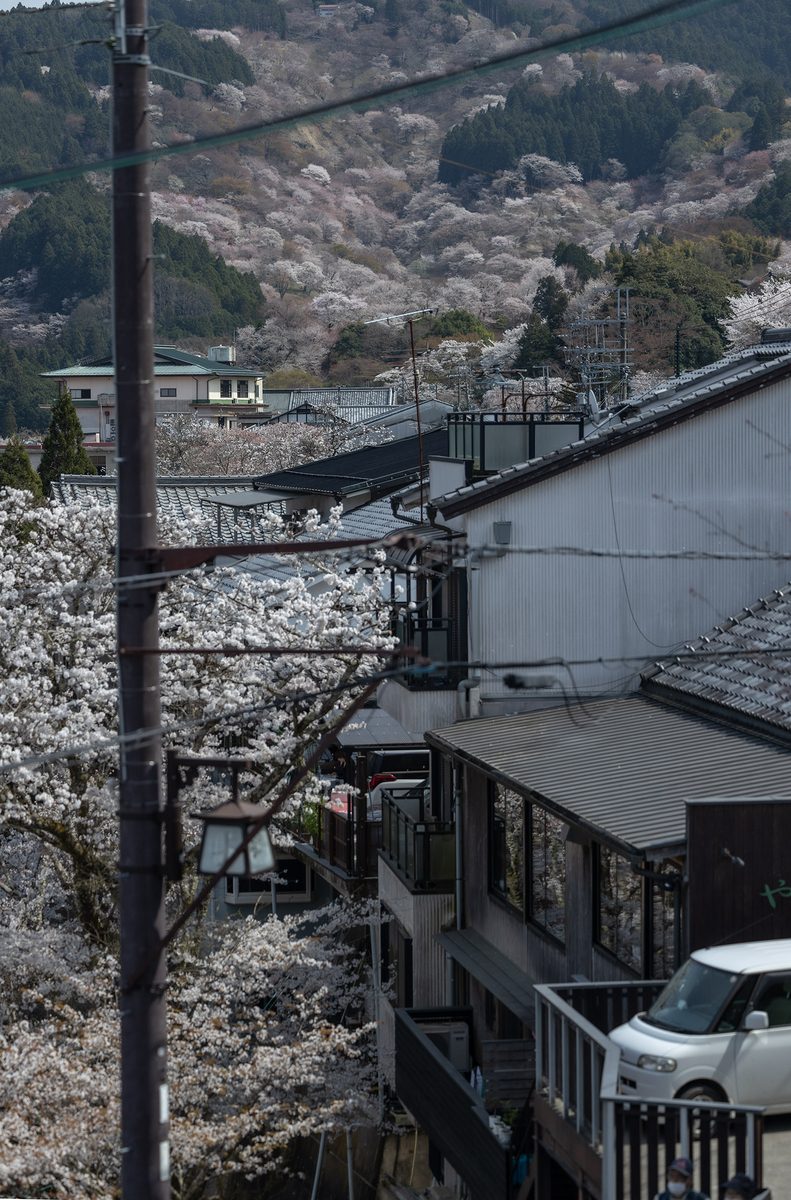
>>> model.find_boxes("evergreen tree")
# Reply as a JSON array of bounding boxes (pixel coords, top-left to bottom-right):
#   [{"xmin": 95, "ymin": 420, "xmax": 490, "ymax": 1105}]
[
  {"xmin": 384, "ymin": 0, "xmax": 401, "ymax": 26},
  {"xmin": 2, "ymin": 399, "xmax": 16, "ymax": 437},
  {"xmin": 743, "ymin": 160, "xmax": 791, "ymax": 235},
  {"xmin": 38, "ymin": 388, "xmax": 96, "ymax": 494},
  {"xmin": 429, "ymin": 309, "xmax": 490, "ymax": 339},
  {"xmin": 533, "ymin": 276, "xmax": 568, "ymax": 332},
  {"xmin": 553, "ymin": 240, "xmax": 602, "ymax": 285},
  {"xmin": 0, "ymin": 436, "xmax": 43, "ymax": 499},
  {"xmin": 749, "ymin": 105, "xmax": 773, "ymax": 151},
  {"xmin": 512, "ymin": 313, "xmax": 561, "ymax": 369}
]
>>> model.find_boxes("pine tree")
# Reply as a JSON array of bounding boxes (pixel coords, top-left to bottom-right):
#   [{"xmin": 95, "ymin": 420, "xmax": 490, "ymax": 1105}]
[
  {"xmin": 2, "ymin": 399, "xmax": 17, "ymax": 437},
  {"xmin": 0, "ymin": 436, "xmax": 43, "ymax": 499},
  {"xmin": 38, "ymin": 387, "xmax": 96, "ymax": 494},
  {"xmin": 749, "ymin": 105, "xmax": 773, "ymax": 152}
]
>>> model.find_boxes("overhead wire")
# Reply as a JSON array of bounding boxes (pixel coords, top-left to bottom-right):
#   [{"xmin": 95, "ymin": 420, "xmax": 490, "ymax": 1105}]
[{"xmin": 0, "ymin": 0, "xmax": 741, "ymax": 194}]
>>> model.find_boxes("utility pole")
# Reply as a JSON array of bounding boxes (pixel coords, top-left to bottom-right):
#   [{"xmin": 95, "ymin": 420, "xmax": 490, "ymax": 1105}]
[
  {"xmin": 112, "ymin": 0, "xmax": 169, "ymax": 1193},
  {"xmin": 675, "ymin": 323, "xmax": 682, "ymax": 378},
  {"xmin": 407, "ymin": 318, "xmax": 424, "ymax": 521}
]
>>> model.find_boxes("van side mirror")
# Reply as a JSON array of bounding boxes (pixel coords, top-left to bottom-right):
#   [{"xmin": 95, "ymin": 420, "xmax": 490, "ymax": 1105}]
[{"xmin": 744, "ymin": 1010, "xmax": 770, "ymax": 1031}]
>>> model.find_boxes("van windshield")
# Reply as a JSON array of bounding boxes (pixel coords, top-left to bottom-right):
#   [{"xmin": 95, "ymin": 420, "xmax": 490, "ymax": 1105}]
[{"xmin": 645, "ymin": 959, "xmax": 740, "ymax": 1034}]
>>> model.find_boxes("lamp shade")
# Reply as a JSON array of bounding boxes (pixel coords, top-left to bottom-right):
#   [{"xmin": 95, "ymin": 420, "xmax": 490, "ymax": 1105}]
[{"xmin": 194, "ymin": 799, "xmax": 275, "ymax": 876}]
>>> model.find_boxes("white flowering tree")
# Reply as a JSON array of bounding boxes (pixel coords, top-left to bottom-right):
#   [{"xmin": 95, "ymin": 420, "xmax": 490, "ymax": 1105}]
[
  {"xmin": 0, "ymin": 488, "xmax": 394, "ymax": 1198},
  {"xmin": 723, "ymin": 274, "xmax": 791, "ymax": 352}
]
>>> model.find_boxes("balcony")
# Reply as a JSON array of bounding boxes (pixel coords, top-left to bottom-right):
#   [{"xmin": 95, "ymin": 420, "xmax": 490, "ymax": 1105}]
[
  {"xmin": 395, "ymin": 1007, "xmax": 532, "ymax": 1200},
  {"xmin": 448, "ymin": 410, "xmax": 586, "ymax": 475},
  {"xmin": 290, "ymin": 794, "xmax": 381, "ymax": 892},
  {"xmin": 392, "ymin": 614, "xmax": 462, "ymax": 690},
  {"xmin": 533, "ymin": 981, "xmax": 766, "ymax": 1200},
  {"xmin": 380, "ymin": 782, "xmax": 454, "ymax": 892}
]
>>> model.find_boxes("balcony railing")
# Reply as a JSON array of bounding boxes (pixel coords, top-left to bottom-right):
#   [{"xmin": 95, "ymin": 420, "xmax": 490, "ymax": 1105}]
[
  {"xmin": 395, "ymin": 1007, "xmax": 519, "ymax": 1200},
  {"xmin": 380, "ymin": 783, "xmax": 454, "ymax": 891},
  {"xmin": 534, "ymin": 982, "xmax": 765, "ymax": 1200},
  {"xmin": 314, "ymin": 802, "xmax": 382, "ymax": 878},
  {"xmin": 448, "ymin": 410, "xmax": 586, "ymax": 474},
  {"xmin": 393, "ymin": 614, "xmax": 462, "ymax": 689}
]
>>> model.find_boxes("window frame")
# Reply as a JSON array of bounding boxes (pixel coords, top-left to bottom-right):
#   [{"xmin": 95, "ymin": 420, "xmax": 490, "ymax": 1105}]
[
  {"xmin": 595, "ymin": 843, "xmax": 643, "ymax": 976},
  {"xmin": 219, "ymin": 379, "xmax": 232, "ymax": 399},
  {"xmin": 237, "ymin": 380, "xmax": 249, "ymax": 399},
  {"xmin": 527, "ymin": 804, "xmax": 567, "ymax": 947},
  {"xmin": 159, "ymin": 387, "xmax": 177, "ymax": 398},
  {"xmin": 225, "ymin": 857, "xmax": 312, "ymax": 905},
  {"xmin": 488, "ymin": 780, "xmax": 525, "ymax": 917}
]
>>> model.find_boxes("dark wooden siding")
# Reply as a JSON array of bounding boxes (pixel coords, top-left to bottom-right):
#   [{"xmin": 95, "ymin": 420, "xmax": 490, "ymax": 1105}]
[
  {"xmin": 687, "ymin": 799, "xmax": 791, "ymax": 951},
  {"xmin": 395, "ymin": 1007, "xmax": 510, "ymax": 1200}
]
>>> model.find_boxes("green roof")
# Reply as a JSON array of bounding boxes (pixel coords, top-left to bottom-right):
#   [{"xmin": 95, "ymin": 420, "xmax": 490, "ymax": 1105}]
[{"xmin": 41, "ymin": 346, "xmax": 262, "ymax": 380}]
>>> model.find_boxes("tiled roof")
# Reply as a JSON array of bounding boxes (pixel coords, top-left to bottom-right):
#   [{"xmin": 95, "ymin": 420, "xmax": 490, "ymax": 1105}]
[
  {"xmin": 50, "ymin": 475, "xmax": 284, "ymax": 543},
  {"xmin": 431, "ymin": 344, "xmax": 791, "ymax": 517},
  {"xmin": 643, "ymin": 583, "xmax": 791, "ymax": 737},
  {"xmin": 235, "ymin": 497, "xmax": 418, "ymax": 587},
  {"xmin": 41, "ymin": 347, "xmax": 262, "ymax": 379}
]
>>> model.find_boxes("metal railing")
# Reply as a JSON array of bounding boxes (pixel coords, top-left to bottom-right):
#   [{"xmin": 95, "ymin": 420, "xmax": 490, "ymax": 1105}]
[
  {"xmin": 380, "ymin": 784, "xmax": 454, "ymax": 890},
  {"xmin": 447, "ymin": 410, "xmax": 586, "ymax": 474},
  {"xmin": 316, "ymin": 804, "xmax": 381, "ymax": 878},
  {"xmin": 534, "ymin": 983, "xmax": 764, "ymax": 1200},
  {"xmin": 393, "ymin": 614, "xmax": 461, "ymax": 689}
]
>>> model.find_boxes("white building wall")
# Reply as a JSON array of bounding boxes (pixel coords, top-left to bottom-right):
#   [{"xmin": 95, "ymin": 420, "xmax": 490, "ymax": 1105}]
[{"xmin": 458, "ymin": 379, "xmax": 791, "ymax": 704}]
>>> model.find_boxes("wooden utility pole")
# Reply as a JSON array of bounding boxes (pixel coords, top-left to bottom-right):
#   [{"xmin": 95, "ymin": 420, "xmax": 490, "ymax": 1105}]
[
  {"xmin": 112, "ymin": 0, "xmax": 169, "ymax": 1193},
  {"xmin": 407, "ymin": 318, "xmax": 424, "ymax": 521}
]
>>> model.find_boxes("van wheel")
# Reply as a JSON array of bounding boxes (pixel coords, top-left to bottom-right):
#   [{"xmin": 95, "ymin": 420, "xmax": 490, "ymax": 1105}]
[
  {"xmin": 676, "ymin": 1082, "xmax": 725, "ymax": 1104},
  {"xmin": 675, "ymin": 1083, "xmax": 726, "ymax": 1140}
]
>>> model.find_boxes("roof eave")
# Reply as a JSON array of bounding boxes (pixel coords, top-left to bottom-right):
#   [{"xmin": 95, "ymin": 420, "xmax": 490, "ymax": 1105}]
[
  {"xmin": 436, "ymin": 356, "xmax": 791, "ymax": 518},
  {"xmin": 424, "ymin": 726, "xmax": 648, "ymax": 860}
]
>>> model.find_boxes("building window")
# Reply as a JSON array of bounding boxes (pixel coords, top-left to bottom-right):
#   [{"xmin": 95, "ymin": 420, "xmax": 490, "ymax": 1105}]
[
  {"xmin": 597, "ymin": 845, "xmax": 642, "ymax": 973},
  {"xmin": 225, "ymin": 857, "xmax": 311, "ymax": 905},
  {"xmin": 529, "ymin": 806, "xmax": 566, "ymax": 943},
  {"xmin": 160, "ymin": 388, "xmax": 177, "ymax": 398},
  {"xmin": 489, "ymin": 783, "xmax": 524, "ymax": 915},
  {"xmin": 220, "ymin": 380, "xmax": 232, "ymax": 398},
  {"xmin": 237, "ymin": 380, "xmax": 248, "ymax": 399},
  {"xmin": 382, "ymin": 920, "xmax": 413, "ymax": 1008},
  {"xmin": 651, "ymin": 861, "xmax": 679, "ymax": 979},
  {"xmin": 72, "ymin": 388, "xmax": 91, "ymax": 399}
]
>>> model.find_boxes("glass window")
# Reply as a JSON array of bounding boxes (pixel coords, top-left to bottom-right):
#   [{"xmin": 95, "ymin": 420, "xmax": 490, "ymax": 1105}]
[
  {"xmin": 651, "ymin": 861, "xmax": 678, "ymax": 980},
  {"xmin": 160, "ymin": 387, "xmax": 177, "ymax": 398},
  {"xmin": 753, "ymin": 974, "xmax": 791, "ymax": 1027},
  {"xmin": 530, "ymin": 806, "xmax": 566, "ymax": 943},
  {"xmin": 237, "ymin": 380, "xmax": 248, "ymax": 398},
  {"xmin": 647, "ymin": 960, "xmax": 740, "ymax": 1034},
  {"xmin": 220, "ymin": 379, "xmax": 232, "ymax": 398},
  {"xmin": 717, "ymin": 975, "xmax": 756, "ymax": 1032},
  {"xmin": 72, "ymin": 388, "xmax": 91, "ymax": 399},
  {"xmin": 489, "ymin": 784, "xmax": 524, "ymax": 914},
  {"xmin": 598, "ymin": 846, "xmax": 642, "ymax": 972}
]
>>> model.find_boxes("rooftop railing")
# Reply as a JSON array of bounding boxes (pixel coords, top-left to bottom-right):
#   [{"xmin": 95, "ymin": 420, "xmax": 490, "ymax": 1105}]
[{"xmin": 447, "ymin": 410, "xmax": 586, "ymax": 474}]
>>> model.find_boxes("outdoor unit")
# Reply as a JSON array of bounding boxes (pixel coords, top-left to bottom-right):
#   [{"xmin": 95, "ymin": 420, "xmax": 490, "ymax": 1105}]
[
  {"xmin": 208, "ymin": 345, "xmax": 236, "ymax": 364},
  {"xmin": 417, "ymin": 1021, "xmax": 470, "ymax": 1075}
]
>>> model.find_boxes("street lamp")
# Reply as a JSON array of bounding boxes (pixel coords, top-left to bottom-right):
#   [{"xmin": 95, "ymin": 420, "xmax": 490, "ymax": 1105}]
[{"xmin": 194, "ymin": 799, "xmax": 275, "ymax": 876}]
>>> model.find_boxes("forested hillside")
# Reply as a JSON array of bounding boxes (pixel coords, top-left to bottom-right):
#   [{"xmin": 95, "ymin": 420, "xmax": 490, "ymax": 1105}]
[
  {"xmin": 0, "ymin": 0, "xmax": 275, "ymax": 185},
  {"xmin": 3, "ymin": 0, "xmax": 791, "ymax": 434},
  {"xmin": 440, "ymin": 73, "xmax": 710, "ymax": 183}
]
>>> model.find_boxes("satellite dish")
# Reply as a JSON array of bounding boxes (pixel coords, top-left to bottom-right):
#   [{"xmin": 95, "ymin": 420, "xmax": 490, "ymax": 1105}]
[{"xmin": 588, "ymin": 388, "xmax": 601, "ymax": 422}]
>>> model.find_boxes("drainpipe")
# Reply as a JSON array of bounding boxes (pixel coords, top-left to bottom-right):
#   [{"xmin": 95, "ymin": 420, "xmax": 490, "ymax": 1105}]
[
  {"xmin": 457, "ymin": 675, "xmax": 481, "ymax": 721},
  {"xmin": 454, "ymin": 761, "xmax": 463, "ymax": 934}
]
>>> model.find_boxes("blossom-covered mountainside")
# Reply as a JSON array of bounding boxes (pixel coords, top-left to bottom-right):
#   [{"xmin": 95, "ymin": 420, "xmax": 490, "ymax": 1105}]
[{"xmin": 3, "ymin": 0, "xmax": 791, "ymax": 429}]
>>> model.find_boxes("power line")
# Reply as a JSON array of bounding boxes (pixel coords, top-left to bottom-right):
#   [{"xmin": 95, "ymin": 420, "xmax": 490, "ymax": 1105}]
[
  {"xmin": 5, "ymin": 646, "xmax": 791, "ymax": 776},
  {"xmin": 0, "ymin": 0, "xmax": 739, "ymax": 194}
]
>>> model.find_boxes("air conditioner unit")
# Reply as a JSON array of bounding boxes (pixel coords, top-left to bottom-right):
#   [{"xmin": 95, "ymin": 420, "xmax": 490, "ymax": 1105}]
[{"xmin": 417, "ymin": 1021, "xmax": 470, "ymax": 1075}]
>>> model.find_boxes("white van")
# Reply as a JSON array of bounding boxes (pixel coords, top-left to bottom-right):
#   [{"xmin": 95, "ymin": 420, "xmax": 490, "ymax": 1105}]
[{"xmin": 610, "ymin": 939, "xmax": 791, "ymax": 1112}]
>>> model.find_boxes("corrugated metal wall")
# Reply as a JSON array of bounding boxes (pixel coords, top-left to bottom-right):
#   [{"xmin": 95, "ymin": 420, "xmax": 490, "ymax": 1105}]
[
  {"xmin": 378, "ymin": 858, "xmax": 454, "ymax": 1007},
  {"xmin": 462, "ymin": 379, "xmax": 791, "ymax": 700}
]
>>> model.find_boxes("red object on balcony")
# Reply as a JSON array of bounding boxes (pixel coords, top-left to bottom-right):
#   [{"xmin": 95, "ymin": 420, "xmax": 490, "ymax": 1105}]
[{"xmin": 369, "ymin": 773, "xmax": 397, "ymax": 792}]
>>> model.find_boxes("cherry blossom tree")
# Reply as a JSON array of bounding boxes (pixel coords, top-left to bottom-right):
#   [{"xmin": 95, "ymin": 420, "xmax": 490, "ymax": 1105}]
[{"xmin": 0, "ymin": 488, "xmax": 395, "ymax": 1197}]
